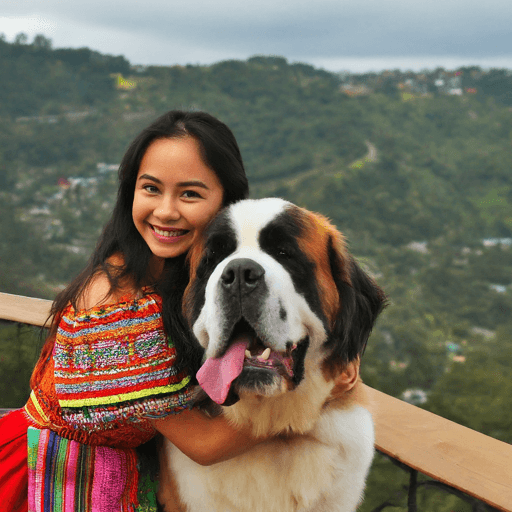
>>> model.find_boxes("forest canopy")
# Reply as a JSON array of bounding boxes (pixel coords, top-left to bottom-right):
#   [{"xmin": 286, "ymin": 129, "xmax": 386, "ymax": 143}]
[{"xmin": 1, "ymin": 34, "xmax": 511, "ymax": 510}]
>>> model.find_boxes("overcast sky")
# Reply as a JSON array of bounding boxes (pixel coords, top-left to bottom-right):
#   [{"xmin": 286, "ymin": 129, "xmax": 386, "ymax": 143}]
[{"xmin": 2, "ymin": 0, "xmax": 512, "ymax": 73}]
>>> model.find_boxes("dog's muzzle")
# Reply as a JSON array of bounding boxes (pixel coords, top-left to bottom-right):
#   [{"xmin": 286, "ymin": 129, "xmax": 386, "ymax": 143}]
[{"xmin": 218, "ymin": 258, "xmax": 270, "ymax": 329}]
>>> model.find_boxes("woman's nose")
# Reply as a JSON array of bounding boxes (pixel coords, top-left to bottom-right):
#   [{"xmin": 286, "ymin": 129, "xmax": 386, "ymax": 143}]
[{"xmin": 154, "ymin": 198, "xmax": 180, "ymax": 222}]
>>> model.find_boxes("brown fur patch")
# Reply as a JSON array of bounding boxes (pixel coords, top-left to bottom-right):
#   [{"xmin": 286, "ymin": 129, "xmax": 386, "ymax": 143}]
[
  {"xmin": 182, "ymin": 239, "xmax": 206, "ymax": 323},
  {"xmin": 322, "ymin": 353, "xmax": 359, "ymax": 382},
  {"xmin": 291, "ymin": 206, "xmax": 351, "ymax": 330},
  {"xmin": 323, "ymin": 377, "xmax": 370, "ymax": 411}
]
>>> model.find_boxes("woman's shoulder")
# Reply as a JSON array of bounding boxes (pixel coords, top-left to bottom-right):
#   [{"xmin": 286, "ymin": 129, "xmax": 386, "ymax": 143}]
[
  {"xmin": 65, "ymin": 280, "xmax": 161, "ymax": 323},
  {"xmin": 75, "ymin": 271, "xmax": 118, "ymax": 310},
  {"xmin": 74, "ymin": 253, "xmax": 158, "ymax": 311}
]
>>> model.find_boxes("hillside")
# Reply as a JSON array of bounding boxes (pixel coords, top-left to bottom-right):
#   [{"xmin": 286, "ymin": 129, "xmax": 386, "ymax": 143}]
[
  {"xmin": 2, "ymin": 34, "xmax": 512, "ymax": 511},
  {"xmin": 1, "ymin": 37, "xmax": 511, "ymax": 510}
]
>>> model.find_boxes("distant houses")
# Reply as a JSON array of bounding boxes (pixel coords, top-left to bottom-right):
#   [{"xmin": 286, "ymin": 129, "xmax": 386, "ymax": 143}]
[
  {"xmin": 339, "ymin": 68, "xmax": 488, "ymax": 99},
  {"xmin": 16, "ymin": 110, "xmax": 96, "ymax": 124},
  {"xmin": 481, "ymin": 237, "xmax": 512, "ymax": 248},
  {"xmin": 97, "ymin": 163, "xmax": 119, "ymax": 173}
]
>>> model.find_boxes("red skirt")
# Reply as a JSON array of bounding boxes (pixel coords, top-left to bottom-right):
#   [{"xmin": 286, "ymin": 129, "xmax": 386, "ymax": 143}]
[{"xmin": 0, "ymin": 409, "xmax": 29, "ymax": 512}]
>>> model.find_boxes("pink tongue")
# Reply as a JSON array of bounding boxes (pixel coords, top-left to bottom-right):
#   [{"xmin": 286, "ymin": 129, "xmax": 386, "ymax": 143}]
[{"xmin": 196, "ymin": 338, "xmax": 249, "ymax": 404}]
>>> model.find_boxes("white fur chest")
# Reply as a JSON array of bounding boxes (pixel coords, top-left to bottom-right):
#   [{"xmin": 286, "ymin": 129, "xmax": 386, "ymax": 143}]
[{"xmin": 163, "ymin": 405, "xmax": 374, "ymax": 512}]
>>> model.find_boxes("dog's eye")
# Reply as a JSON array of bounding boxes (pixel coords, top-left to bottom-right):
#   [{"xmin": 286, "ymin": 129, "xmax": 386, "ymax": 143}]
[
  {"xmin": 277, "ymin": 247, "xmax": 293, "ymax": 259},
  {"xmin": 211, "ymin": 241, "xmax": 228, "ymax": 255},
  {"xmin": 206, "ymin": 236, "xmax": 235, "ymax": 261}
]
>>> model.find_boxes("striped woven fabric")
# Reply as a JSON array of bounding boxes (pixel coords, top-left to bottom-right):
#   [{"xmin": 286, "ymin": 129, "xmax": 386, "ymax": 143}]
[
  {"xmin": 27, "ymin": 427, "xmax": 139, "ymax": 512},
  {"xmin": 53, "ymin": 292, "xmax": 193, "ymax": 431}
]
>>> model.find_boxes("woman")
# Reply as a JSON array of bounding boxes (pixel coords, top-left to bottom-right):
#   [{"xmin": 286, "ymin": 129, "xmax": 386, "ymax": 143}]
[{"xmin": 0, "ymin": 110, "xmax": 264, "ymax": 511}]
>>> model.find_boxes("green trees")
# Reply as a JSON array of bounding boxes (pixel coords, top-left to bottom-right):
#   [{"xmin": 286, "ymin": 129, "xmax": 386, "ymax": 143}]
[
  {"xmin": 0, "ymin": 41, "xmax": 511, "ymax": 510},
  {"xmin": 1, "ymin": 38, "xmax": 511, "ymax": 512},
  {"xmin": 0, "ymin": 34, "xmax": 130, "ymax": 117},
  {"xmin": 0, "ymin": 323, "xmax": 42, "ymax": 407},
  {"xmin": 426, "ymin": 325, "xmax": 512, "ymax": 444}
]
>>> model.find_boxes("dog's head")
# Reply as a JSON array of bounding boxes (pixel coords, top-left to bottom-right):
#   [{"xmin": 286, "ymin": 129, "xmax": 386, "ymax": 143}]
[{"xmin": 183, "ymin": 198, "xmax": 386, "ymax": 405}]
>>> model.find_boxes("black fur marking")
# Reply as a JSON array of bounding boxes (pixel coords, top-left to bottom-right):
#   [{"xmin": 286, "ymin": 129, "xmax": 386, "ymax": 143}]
[
  {"xmin": 221, "ymin": 388, "xmax": 240, "ymax": 406},
  {"xmin": 324, "ymin": 235, "xmax": 387, "ymax": 366},
  {"xmin": 258, "ymin": 209, "xmax": 328, "ymax": 331},
  {"xmin": 158, "ymin": 254, "xmax": 204, "ymax": 376},
  {"xmin": 279, "ymin": 303, "xmax": 287, "ymax": 321},
  {"xmin": 235, "ymin": 367, "xmax": 278, "ymax": 390},
  {"xmin": 187, "ymin": 211, "xmax": 238, "ymax": 325},
  {"xmin": 291, "ymin": 336, "xmax": 309, "ymax": 385}
]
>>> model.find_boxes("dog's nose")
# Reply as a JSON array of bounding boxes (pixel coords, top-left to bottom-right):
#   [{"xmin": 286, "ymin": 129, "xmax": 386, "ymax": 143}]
[{"xmin": 221, "ymin": 258, "xmax": 265, "ymax": 291}]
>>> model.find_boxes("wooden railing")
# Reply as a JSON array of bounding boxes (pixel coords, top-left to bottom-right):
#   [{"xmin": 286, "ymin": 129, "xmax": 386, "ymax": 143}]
[
  {"xmin": 0, "ymin": 292, "xmax": 53, "ymax": 327},
  {"xmin": 1, "ymin": 291, "xmax": 511, "ymax": 511}
]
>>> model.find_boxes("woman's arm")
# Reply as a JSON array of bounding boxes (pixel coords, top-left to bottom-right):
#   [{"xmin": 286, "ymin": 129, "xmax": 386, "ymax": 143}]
[
  {"xmin": 150, "ymin": 408, "xmax": 265, "ymax": 466},
  {"xmin": 151, "ymin": 359, "xmax": 364, "ymax": 466}
]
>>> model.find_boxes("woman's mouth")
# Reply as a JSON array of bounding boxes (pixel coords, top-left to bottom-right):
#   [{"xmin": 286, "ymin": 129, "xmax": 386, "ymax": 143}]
[{"xmin": 151, "ymin": 225, "xmax": 190, "ymax": 242}]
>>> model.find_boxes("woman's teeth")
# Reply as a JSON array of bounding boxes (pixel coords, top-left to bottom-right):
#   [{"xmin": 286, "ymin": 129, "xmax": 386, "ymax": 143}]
[{"xmin": 153, "ymin": 226, "xmax": 186, "ymax": 237}]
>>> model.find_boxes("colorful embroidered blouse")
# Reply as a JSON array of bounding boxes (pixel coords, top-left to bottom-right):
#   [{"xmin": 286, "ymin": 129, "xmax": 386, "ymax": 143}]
[{"xmin": 25, "ymin": 290, "xmax": 194, "ymax": 449}]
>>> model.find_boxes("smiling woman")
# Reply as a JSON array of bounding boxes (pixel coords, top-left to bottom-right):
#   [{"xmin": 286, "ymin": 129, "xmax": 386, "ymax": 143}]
[
  {"xmin": 132, "ymin": 137, "xmax": 224, "ymax": 267},
  {"xmin": 0, "ymin": 110, "xmax": 253, "ymax": 512}
]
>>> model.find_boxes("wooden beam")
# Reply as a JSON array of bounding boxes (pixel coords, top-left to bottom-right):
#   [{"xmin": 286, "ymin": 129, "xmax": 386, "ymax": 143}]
[
  {"xmin": 366, "ymin": 385, "xmax": 512, "ymax": 512},
  {"xmin": 0, "ymin": 292, "xmax": 52, "ymax": 327}
]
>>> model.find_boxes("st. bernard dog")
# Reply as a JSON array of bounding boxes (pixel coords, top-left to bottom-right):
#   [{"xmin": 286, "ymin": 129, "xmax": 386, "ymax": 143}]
[{"xmin": 159, "ymin": 198, "xmax": 386, "ymax": 512}]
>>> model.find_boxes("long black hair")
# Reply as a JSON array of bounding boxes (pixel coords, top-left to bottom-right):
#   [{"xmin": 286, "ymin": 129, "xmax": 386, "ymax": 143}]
[{"xmin": 40, "ymin": 110, "xmax": 249, "ymax": 378}]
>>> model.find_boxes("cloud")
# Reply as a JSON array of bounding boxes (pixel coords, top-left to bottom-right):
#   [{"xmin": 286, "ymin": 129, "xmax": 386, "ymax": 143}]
[
  {"xmin": 1, "ymin": 15, "xmax": 56, "ymax": 39},
  {"xmin": 2, "ymin": 0, "xmax": 511, "ymax": 71}
]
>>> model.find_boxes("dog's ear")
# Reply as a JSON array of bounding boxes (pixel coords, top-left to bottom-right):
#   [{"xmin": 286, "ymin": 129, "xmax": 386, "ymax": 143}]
[{"xmin": 323, "ymin": 233, "xmax": 387, "ymax": 377}]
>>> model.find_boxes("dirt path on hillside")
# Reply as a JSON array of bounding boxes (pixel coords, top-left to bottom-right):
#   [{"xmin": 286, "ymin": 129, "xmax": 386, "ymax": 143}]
[
  {"xmin": 365, "ymin": 141, "xmax": 378, "ymax": 162},
  {"xmin": 252, "ymin": 140, "xmax": 378, "ymax": 195}
]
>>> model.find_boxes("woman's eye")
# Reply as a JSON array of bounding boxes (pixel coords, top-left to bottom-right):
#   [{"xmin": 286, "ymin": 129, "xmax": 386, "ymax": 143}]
[
  {"xmin": 143, "ymin": 184, "xmax": 159, "ymax": 194},
  {"xmin": 182, "ymin": 190, "xmax": 202, "ymax": 199}
]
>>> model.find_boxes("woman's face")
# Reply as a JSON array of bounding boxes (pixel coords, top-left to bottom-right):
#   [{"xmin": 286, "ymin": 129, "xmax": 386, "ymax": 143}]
[{"xmin": 132, "ymin": 136, "xmax": 224, "ymax": 265}]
